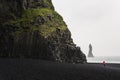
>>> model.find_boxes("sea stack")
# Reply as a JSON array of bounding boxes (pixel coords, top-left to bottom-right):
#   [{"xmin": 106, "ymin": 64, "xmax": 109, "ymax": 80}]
[
  {"xmin": 88, "ymin": 44, "xmax": 94, "ymax": 57},
  {"xmin": 0, "ymin": 0, "xmax": 86, "ymax": 63}
]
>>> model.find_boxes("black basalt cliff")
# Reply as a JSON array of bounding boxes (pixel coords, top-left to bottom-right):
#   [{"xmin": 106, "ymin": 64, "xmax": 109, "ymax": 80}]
[{"xmin": 0, "ymin": 0, "xmax": 86, "ymax": 63}]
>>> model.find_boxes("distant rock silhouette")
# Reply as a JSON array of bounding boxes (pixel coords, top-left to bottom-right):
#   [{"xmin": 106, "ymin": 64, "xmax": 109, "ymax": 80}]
[{"xmin": 88, "ymin": 44, "xmax": 94, "ymax": 57}]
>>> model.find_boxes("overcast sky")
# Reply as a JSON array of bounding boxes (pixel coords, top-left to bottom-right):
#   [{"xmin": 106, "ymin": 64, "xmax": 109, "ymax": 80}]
[{"xmin": 52, "ymin": 0, "xmax": 120, "ymax": 56}]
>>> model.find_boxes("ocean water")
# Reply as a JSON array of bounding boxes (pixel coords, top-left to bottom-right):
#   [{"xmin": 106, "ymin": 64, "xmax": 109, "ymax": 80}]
[{"xmin": 87, "ymin": 56, "xmax": 120, "ymax": 63}]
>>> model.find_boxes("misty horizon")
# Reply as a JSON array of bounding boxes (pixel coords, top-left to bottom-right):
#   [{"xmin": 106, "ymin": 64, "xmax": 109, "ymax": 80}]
[{"xmin": 52, "ymin": 0, "xmax": 120, "ymax": 57}]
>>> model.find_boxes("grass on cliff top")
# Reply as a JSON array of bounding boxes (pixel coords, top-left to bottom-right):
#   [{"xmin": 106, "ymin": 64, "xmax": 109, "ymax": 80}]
[
  {"xmin": 22, "ymin": 8, "xmax": 53, "ymax": 19},
  {"xmin": 4, "ymin": 8, "xmax": 67, "ymax": 38}
]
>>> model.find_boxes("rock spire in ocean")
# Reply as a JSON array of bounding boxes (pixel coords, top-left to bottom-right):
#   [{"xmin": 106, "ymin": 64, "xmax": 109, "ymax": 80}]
[
  {"xmin": 88, "ymin": 44, "xmax": 94, "ymax": 57},
  {"xmin": 0, "ymin": 0, "xmax": 86, "ymax": 63}
]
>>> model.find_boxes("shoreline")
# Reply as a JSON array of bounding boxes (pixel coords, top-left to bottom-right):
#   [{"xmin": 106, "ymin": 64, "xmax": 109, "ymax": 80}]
[{"xmin": 87, "ymin": 56, "xmax": 120, "ymax": 64}]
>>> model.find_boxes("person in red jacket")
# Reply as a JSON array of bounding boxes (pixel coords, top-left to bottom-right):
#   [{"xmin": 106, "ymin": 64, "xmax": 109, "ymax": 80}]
[{"xmin": 102, "ymin": 61, "xmax": 106, "ymax": 67}]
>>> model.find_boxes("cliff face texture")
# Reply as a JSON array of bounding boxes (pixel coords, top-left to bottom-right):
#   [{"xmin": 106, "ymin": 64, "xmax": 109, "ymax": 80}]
[{"xmin": 0, "ymin": 0, "xmax": 86, "ymax": 63}]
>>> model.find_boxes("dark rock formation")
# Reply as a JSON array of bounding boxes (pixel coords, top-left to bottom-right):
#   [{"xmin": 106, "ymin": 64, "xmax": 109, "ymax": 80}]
[
  {"xmin": 88, "ymin": 44, "xmax": 94, "ymax": 57},
  {"xmin": 0, "ymin": 0, "xmax": 86, "ymax": 63}
]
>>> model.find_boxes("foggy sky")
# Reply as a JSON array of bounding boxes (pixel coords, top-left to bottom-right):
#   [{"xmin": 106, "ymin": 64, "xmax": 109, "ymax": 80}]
[{"xmin": 52, "ymin": 0, "xmax": 120, "ymax": 56}]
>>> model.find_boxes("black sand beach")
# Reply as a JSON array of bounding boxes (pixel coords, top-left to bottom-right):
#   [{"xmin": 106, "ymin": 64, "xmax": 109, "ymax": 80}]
[{"xmin": 0, "ymin": 59, "xmax": 120, "ymax": 80}]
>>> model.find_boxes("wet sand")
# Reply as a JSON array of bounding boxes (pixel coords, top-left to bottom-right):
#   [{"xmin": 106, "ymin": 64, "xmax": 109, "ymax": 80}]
[{"xmin": 0, "ymin": 59, "xmax": 119, "ymax": 80}]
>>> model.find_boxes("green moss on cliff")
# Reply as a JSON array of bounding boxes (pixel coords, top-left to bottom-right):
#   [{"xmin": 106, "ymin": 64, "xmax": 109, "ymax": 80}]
[
  {"xmin": 43, "ymin": 0, "xmax": 54, "ymax": 9},
  {"xmin": 23, "ymin": 8, "xmax": 53, "ymax": 19},
  {"xmin": 4, "ymin": 8, "xmax": 67, "ymax": 37}
]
